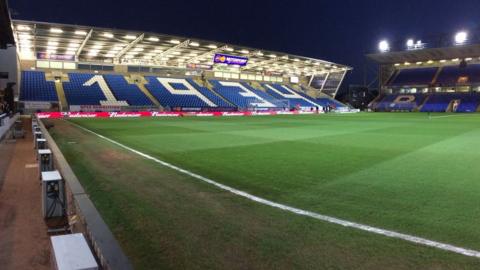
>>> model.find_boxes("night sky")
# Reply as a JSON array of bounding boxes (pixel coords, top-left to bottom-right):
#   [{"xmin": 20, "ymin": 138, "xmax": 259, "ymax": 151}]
[{"xmin": 8, "ymin": 0, "xmax": 480, "ymax": 90}]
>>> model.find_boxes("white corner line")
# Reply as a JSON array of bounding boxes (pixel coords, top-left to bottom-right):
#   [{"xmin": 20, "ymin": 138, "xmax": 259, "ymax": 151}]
[{"xmin": 68, "ymin": 120, "xmax": 480, "ymax": 259}]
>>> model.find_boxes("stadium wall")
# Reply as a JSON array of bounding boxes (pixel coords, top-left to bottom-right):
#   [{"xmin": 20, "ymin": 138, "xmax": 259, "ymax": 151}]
[{"xmin": 37, "ymin": 117, "xmax": 133, "ymax": 270}]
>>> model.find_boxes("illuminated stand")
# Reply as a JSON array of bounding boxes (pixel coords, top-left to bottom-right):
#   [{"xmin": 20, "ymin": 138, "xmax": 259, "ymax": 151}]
[
  {"xmin": 38, "ymin": 149, "xmax": 53, "ymax": 175},
  {"xmin": 41, "ymin": 170, "xmax": 65, "ymax": 218}
]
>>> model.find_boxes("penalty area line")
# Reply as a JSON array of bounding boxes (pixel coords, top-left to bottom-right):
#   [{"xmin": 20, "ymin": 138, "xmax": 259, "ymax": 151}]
[{"xmin": 68, "ymin": 120, "xmax": 480, "ymax": 259}]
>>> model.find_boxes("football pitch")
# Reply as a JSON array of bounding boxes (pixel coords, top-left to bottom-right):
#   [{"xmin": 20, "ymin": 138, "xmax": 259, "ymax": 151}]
[{"xmin": 48, "ymin": 113, "xmax": 480, "ymax": 269}]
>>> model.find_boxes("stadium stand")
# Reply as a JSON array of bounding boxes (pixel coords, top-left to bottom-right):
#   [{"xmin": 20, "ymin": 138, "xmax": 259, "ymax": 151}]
[
  {"xmin": 436, "ymin": 64, "xmax": 480, "ymax": 86},
  {"xmin": 19, "ymin": 71, "xmax": 58, "ymax": 102},
  {"xmin": 420, "ymin": 92, "xmax": 480, "ymax": 112},
  {"xmin": 388, "ymin": 67, "xmax": 438, "ymax": 86},
  {"xmin": 373, "ymin": 94, "xmax": 427, "ymax": 112},
  {"xmin": 18, "ymin": 70, "xmax": 353, "ymax": 112}
]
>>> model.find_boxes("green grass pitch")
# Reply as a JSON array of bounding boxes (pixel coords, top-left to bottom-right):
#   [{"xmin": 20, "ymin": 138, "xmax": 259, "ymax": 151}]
[{"xmin": 48, "ymin": 113, "xmax": 480, "ymax": 269}]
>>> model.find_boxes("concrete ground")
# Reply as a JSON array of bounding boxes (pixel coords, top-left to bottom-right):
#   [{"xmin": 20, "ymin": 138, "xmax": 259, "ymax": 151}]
[{"xmin": 0, "ymin": 119, "xmax": 51, "ymax": 270}]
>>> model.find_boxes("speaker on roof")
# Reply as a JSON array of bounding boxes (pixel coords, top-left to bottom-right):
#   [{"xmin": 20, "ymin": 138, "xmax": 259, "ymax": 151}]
[{"xmin": 459, "ymin": 59, "xmax": 467, "ymax": 69}]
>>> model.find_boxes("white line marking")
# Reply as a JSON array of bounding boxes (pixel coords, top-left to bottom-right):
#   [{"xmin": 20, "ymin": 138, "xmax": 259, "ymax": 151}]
[
  {"xmin": 68, "ymin": 120, "xmax": 480, "ymax": 259},
  {"xmin": 429, "ymin": 114, "xmax": 478, "ymax": 119}
]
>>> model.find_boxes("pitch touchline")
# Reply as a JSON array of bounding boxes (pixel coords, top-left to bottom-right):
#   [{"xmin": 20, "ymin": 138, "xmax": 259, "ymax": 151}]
[{"xmin": 69, "ymin": 121, "xmax": 480, "ymax": 259}]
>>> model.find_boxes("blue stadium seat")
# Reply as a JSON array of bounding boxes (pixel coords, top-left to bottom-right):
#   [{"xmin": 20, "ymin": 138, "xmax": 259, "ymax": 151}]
[
  {"xmin": 264, "ymin": 84, "xmax": 319, "ymax": 108},
  {"xmin": 63, "ymin": 73, "xmax": 108, "ymax": 105},
  {"xmin": 103, "ymin": 74, "xmax": 154, "ymax": 106},
  {"xmin": 209, "ymin": 80, "xmax": 280, "ymax": 109},
  {"xmin": 144, "ymin": 76, "xmax": 219, "ymax": 108},
  {"xmin": 19, "ymin": 71, "xmax": 58, "ymax": 102},
  {"xmin": 388, "ymin": 68, "xmax": 438, "ymax": 86}
]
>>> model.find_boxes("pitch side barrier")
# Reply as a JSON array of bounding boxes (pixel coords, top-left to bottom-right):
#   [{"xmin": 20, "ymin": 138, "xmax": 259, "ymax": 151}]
[
  {"xmin": 37, "ymin": 117, "xmax": 133, "ymax": 270},
  {"xmin": 36, "ymin": 111, "xmax": 322, "ymax": 119}
]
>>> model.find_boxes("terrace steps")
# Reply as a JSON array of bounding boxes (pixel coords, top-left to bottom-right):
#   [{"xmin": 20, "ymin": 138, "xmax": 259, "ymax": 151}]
[
  {"xmin": 125, "ymin": 75, "xmax": 162, "ymax": 108},
  {"xmin": 46, "ymin": 72, "xmax": 69, "ymax": 110},
  {"xmin": 197, "ymin": 78, "xmax": 236, "ymax": 107}
]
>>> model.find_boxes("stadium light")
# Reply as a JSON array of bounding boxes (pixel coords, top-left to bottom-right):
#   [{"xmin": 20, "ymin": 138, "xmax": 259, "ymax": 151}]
[
  {"xmin": 50, "ymin": 28, "xmax": 63, "ymax": 34},
  {"xmin": 74, "ymin": 30, "xmax": 87, "ymax": 36},
  {"xmin": 103, "ymin": 32, "xmax": 114, "ymax": 38},
  {"xmin": 189, "ymin": 41, "xmax": 200, "ymax": 47},
  {"xmin": 455, "ymin": 31, "xmax": 468, "ymax": 45},
  {"xmin": 17, "ymin": 25, "xmax": 31, "ymax": 31},
  {"xmin": 207, "ymin": 44, "xmax": 217, "ymax": 49},
  {"xmin": 378, "ymin": 40, "xmax": 390, "ymax": 52},
  {"xmin": 124, "ymin": 35, "xmax": 137, "ymax": 40},
  {"xmin": 406, "ymin": 39, "xmax": 414, "ymax": 47},
  {"xmin": 170, "ymin": 39, "xmax": 181, "ymax": 44},
  {"xmin": 147, "ymin": 37, "xmax": 159, "ymax": 42}
]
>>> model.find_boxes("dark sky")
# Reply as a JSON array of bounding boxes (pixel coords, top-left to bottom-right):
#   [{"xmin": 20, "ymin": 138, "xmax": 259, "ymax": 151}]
[{"xmin": 8, "ymin": 0, "xmax": 480, "ymax": 88}]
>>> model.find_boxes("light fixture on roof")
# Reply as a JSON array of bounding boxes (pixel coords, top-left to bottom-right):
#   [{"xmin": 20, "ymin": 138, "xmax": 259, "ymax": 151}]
[
  {"xmin": 124, "ymin": 35, "xmax": 137, "ymax": 40},
  {"xmin": 256, "ymin": 51, "xmax": 264, "ymax": 56},
  {"xmin": 452, "ymin": 58, "xmax": 460, "ymax": 62},
  {"xmin": 268, "ymin": 54, "xmax": 277, "ymax": 58},
  {"xmin": 170, "ymin": 39, "xmax": 181, "ymax": 44},
  {"xmin": 171, "ymin": 51, "xmax": 181, "ymax": 55},
  {"xmin": 133, "ymin": 47, "xmax": 144, "ymax": 52},
  {"xmin": 74, "ymin": 30, "xmax": 87, "ymax": 36},
  {"xmin": 240, "ymin": 49, "xmax": 249, "ymax": 54},
  {"xmin": 105, "ymin": 53, "xmax": 116, "ymax": 58},
  {"xmin": 68, "ymin": 43, "xmax": 80, "ymax": 48},
  {"xmin": 394, "ymin": 63, "xmax": 400, "ymax": 66},
  {"xmin": 112, "ymin": 46, "xmax": 124, "ymax": 51},
  {"xmin": 47, "ymin": 40, "xmax": 59, "ymax": 46},
  {"xmin": 92, "ymin": 44, "xmax": 103, "ymax": 49},
  {"xmin": 416, "ymin": 61, "xmax": 423, "ymax": 65},
  {"xmin": 147, "ymin": 37, "xmax": 159, "ymax": 42},
  {"xmin": 153, "ymin": 49, "xmax": 163, "ymax": 53},
  {"xmin": 466, "ymin": 57, "xmax": 473, "ymax": 61},
  {"xmin": 17, "ymin": 25, "xmax": 31, "ymax": 31},
  {"xmin": 46, "ymin": 49, "xmax": 57, "ymax": 54},
  {"xmin": 427, "ymin": 60, "xmax": 434, "ymax": 64},
  {"xmin": 224, "ymin": 47, "xmax": 234, "ymax": 52},
  {"xmin": 88, "ymin": 49, "xmax": 99, "ymax": 56},
  {"xmin": 455, "ymin": 31, "xmax": 468, "ymax": 45},
  {"xmin": 207, "ymin": 44, "xmax": 217, "ymax": 49},
  {"xmin": 440, "ymin": 59, "xmax": 446, "ymax": 63},
  {"xmin": 378, "ymin": 40, "xmax": 390, "ymax": 52},
  {"xmin": 65, "ymin": 50, "xmax": 76, "ymax": 55},
  {"xmin": 50, "ymin": 28, "xmax": 63, "ymax": 34},
  {"xmin": 189, "ymin": 41, "xmax": 200, "ymax": 47},
  {"xmin": 126, "ymin": 51, "xmax": 138, "ymax": 55},
  {"xmin": 103, "ymin": 32, "xmax": 114, "ymax": 38}
]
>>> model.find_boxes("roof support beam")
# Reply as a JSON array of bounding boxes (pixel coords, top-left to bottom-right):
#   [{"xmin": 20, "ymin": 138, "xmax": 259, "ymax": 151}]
[
  {"xmin": 75, "ymin": 29, "xmax": 93, "ymax": 61},
  {"xmin": 186, "ymin": 45, "xmax": 227, "ymax": 64},
  {"xmin": 242, "ymin": 57, "xmax": 279, "ymax": 71},
  {"xmin": 115, "ymin": 33, "xmax": 144, "ymax": 62},
  {"xmin": 154, "ymin": 39, "xmax": 190, "ymax": 62}
]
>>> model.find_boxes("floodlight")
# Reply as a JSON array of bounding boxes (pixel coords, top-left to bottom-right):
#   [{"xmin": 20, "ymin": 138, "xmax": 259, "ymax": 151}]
[
  {"xmin": 455, "ymin": 31, "xmax": 468, "ymax": 45},
  {"xmin": 207, "ymin": 44, "xmax": 217, "ymax": 49},
  {"xmin": 189, "ymin": 41, "xmax": 200, "ymax": 47},
  {"xmin": 406, "ymin": 39, "xmax": 414, "ymax": 47},
  {"xmin": 170, "ymin": 39, "xmax": 181, "ymax": 44},
  {"xmin": 240, "ymin": 49, "xmax": 249, "ymax": 54},
  {"xmin": 124, "ymin": 35, "xmax": 137, "ymax": 40},
  {"xmin": 224, "ymin": 47, "xmax": 234, "ymax": 52},
  {"xmin": 378, "ymin": 40, "xmax": 390, "ymax": 52}
]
